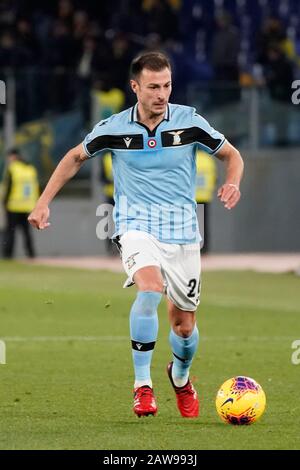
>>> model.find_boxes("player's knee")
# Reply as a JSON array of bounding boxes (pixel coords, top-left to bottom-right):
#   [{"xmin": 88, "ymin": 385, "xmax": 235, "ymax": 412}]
[
  {"xmin": 172, "ymin": 317, "xmax": 196, "ymax": 338},
  {"xmin": 138, "ymin": 281, "xmax": 164, "ymax": 293},
  {"xmin": 134, "ymin": 290, "xmax": 162, "ymax": 316},
  {"xmin": 177, "ymin": 324, "xmax": 194, "ymax": 338}
]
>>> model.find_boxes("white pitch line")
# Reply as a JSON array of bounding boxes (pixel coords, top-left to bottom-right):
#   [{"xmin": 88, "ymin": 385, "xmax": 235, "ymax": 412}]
[
  {"xmin": 1, "ymin": 336, "xmax": 128, "ymax": 342},
  {"xmin": 1, "ymin": 335, "xmax": 297, "ymax": 343}
]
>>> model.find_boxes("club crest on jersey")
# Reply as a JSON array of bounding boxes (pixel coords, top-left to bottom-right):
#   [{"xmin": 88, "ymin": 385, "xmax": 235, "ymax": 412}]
[
  {"xmin": 168, "ymin": 130, "xmax": 184, "ymax": 145},
  {"xmin": 148, "ymin": 139, "xmax": 157, "ymax": 148}
]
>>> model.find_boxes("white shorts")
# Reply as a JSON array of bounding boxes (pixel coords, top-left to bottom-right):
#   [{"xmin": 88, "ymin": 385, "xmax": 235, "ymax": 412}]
[{"xmin": 118, "ymin": 230, "xmax": 201, "ymax": 312}]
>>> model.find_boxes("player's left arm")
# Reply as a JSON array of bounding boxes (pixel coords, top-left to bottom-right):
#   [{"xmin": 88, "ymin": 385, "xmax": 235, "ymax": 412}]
[
  {"xmin": 215, "ymin": 141, "xmax": 244, "ymax": 210},
  {"xmin": 191, "ymin": 109, "xmax": 244, "ymax": 210}
]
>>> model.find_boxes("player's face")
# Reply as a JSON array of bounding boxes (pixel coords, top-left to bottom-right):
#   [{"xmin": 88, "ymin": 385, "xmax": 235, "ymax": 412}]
[{"xmin": 131, "ymin": 67, "xmax": 172, "ymax": 117}]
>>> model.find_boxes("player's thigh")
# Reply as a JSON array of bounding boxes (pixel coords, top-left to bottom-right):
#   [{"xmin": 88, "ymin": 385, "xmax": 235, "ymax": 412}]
[
  {"xmin": 162, "ymin": 243, "xmax": 201, "ymax": 312},
  {"xmin": 120, "ymin": 230, "xmax": 164, "ymax": 291},
  {"xmin": 134, "ymin": 266, "xmax": 164, "ymax": 292}
]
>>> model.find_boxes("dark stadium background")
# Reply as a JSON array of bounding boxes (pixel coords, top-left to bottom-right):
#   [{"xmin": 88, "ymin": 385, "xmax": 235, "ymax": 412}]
[{"xmin": 1, "ymin": 0, "xmax": 299, "ymax": 256}]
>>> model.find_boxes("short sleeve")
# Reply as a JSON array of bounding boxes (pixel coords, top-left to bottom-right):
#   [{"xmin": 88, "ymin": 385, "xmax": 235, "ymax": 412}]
[
  {"xmin": 191, "ymin": 109, "xmax": 226, "ymax": 155},
  {"xmin": 83, "ymin": 118, "xmax": 111, "ymax": 158}
]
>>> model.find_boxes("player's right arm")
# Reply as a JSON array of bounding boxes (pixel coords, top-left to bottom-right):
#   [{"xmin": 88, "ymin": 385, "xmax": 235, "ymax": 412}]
[{"xmin": 28, "ymin": 143, "xmax": 88, "ymax": 230}]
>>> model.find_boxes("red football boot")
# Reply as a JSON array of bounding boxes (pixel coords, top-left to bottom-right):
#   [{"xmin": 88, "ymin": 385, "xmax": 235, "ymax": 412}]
[
  {"xmin": 133, "ymin": 385, "xmax": 158, "ymax": 417},
  {"xmin": 167, "ymin": 362, "xmax": 199, "ymax": 418}
]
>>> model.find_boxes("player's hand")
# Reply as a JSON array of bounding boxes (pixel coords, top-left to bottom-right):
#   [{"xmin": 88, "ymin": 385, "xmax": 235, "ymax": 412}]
[
  {"xmin": 28, "ymin": 205, "xmax": 51, "ymax": 230},
  {"xmin": 217, "ymin": 183, "xmax": 241, "ymax": 210}
]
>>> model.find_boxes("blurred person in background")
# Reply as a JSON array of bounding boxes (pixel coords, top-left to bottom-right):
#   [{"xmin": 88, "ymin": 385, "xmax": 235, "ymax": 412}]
[
  {"xmin": 265, "ymin": 45, "xmax": 294, "ymax": 102},
  {"xmin": 141, "ymin": 0, "xmax": 180, "ymax": 42},
  {"xmin": 2, "ymin": 149, "xmax": 39, "ymax": 259},
  {"xmin": 211, "ymin": 11, "xmax": 240, "ymax": 105},
  {"xmin": 195, "ymin": 150, "xmax": 217, "ymax": 254},
  {"xmin": 57, "ymin": 0, "xmax": 74, "ymax": 30},
  {"xmin": 257, "ymin": 15, "xmax": 299, "ymax": 72},
  {"xmin": 75, "ymin": 34, "xmax": 103, "ymax": 122},
  {"xmin": 99, "ymin": 152, "xmax": 118, "ymax": 256},
  {"xmin": 257, "ymin": 16, "xmax": 286, "ymax": 66},
  {"xmin": 109, "ymin": 32, "xmax": 133, "ymax": 91},
  {"xmin": 265, "ymin": 44, "xmax": 294, "ymax": 146},
  {"xmin": 44, "ymin": 19, "xmax": 76, "ymax": 113}
]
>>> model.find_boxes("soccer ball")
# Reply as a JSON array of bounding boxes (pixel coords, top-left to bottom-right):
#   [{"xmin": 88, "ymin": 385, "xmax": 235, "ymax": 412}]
[{"xmin": 216, "ymin": 376, "xmax": 266, "ymax": 425}]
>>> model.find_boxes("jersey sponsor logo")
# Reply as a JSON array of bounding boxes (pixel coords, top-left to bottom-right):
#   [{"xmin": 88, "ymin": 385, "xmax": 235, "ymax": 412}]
[
  {"xmin": 168, "ymin": 130, "xmax": 185, "ymax": 145},
  {"xmin": 87, "ymin": 134, "xmax": 143, "ymax": 154},
  {"xmin": 147, "ymin": 139, "xmax": 157, "ymax": 148},
  {"xmin": 123, "ymin": 137, "xmax": 133, "ymax": 148}
]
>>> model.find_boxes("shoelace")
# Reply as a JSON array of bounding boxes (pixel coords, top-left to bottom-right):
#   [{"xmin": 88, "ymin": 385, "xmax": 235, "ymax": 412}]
[{"xmin": 135, "ymin": 387, "xmax": 153, "ymax": 400}]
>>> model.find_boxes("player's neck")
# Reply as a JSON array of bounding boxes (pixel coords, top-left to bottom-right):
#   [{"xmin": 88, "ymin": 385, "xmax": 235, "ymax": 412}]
[{"xmin": 137, "ymin": 104, "xmax": 166, "ymax": 131}]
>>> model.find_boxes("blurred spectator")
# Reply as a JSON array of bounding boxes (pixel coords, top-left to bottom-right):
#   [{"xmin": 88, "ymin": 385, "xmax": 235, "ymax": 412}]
[
  {"xmin": 0, "ymin": 0, "xmax": 18, "ymax": 27},
  {"xmin": 264, "ymin": 45, "xmax": 294, "ymax": 146},
  {"xmin": 57, "ymin": 0, "xmax": 74, "ymax": 30},
  {"xmin": 0, "ymin": 0, "xmax": 299, "ymax": 138},
  {"xmin": 44, "ymin": 20, "xmax": 76, "ymax": 69},
  {"xmin": 73, "ymin": 10, "xmax": 90, "ymax": 48},
  {"xmin": 0, "ymin": 30, "xmax": 32, "ymax": 68},
  {"xmin": 92, "ymin": 83, "xmax": 125, "ymax": 120},
  {"xmin": 257, "ymin": 17, "xmax": 286, "ymax": 66},
  {"xmin": 99, "ymin": 152, "xmax": 118, "ymax": 256},
  {"xmin": 195, "ymin": 150, "xmax": 217, "ymax": 254},
  {"xmin": 16, "ymin": 17, "xmax": 39, "ymax": 64},
  {"xmin": 109, "ymin": 33, "xmax": 133, "ymax": 90},
  {"xmin": 211, "ymin": 11, "xmax": 240, "ymax": 105},
  {"xmin": 44, "ymin": 20, "xmax": 76, "ymax": 112},
  {"xmin": 75, "ymin": 34, "xmax": 102, "ymax": 121},
  {"xmin": 2, "ymin": 148, "xmax": 39, "ymax": 259},
  {"xmin": 142, "ymin": 0, "xmax": 180, "ymax": 41},
  {"xmin": 265, "ymin": 45, "xmax": 294, "ymax": 103},
  {"xmin": 143, "ymin": 32, "xmax": 164, "ymax": 53}
]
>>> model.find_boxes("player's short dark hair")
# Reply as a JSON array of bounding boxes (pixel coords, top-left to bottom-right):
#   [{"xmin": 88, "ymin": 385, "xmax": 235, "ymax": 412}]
[{"xmin": 130, "ymin": 52, "xmax": 171, "ymax": 79}]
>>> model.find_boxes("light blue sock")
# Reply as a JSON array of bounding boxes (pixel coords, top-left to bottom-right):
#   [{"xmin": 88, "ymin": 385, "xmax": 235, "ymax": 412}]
[
  {"xmin": 169, "ymin": 326, "xmax": 199, "ymax": 387},
  {"xmin": 130, "ymin": 291, "xmax": 162, "ymax": 388}
]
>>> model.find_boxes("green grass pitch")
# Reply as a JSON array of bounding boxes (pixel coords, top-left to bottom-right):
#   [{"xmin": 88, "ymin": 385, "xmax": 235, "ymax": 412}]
[{"xmin": 0, "ymin": 261, "xmax": 300, "ymax": 450}]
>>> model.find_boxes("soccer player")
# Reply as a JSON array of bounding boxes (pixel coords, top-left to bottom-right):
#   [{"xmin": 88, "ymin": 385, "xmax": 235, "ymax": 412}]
[{"xmin": 28, "ymin": 52, "xmax": 244, "ymax": 418}]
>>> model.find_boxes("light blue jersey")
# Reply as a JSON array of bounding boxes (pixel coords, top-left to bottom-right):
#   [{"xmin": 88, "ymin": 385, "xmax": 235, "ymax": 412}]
[{"xmin": 83, "ymin": 103, "xmax": 226, "ymax": 244}]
